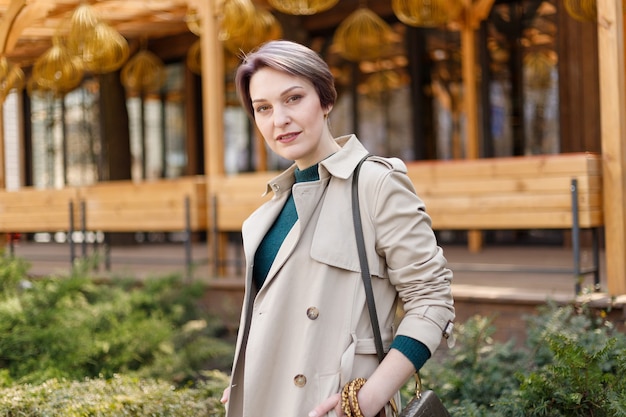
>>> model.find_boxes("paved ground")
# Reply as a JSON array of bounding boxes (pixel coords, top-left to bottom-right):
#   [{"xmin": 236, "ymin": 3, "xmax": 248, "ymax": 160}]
[
  {"xmin": 5, "ymin": 240, "xmax": 610, "ymax": 299},
  {"xmin": 7, "ymin": 239, "xmax": 625, "ymax": 343}
]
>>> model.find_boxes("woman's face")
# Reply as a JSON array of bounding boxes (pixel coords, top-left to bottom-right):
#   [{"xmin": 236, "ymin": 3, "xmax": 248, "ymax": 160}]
[{"xmin": 249, "ymin": 67, "xmax": 336, "ymax": 169}]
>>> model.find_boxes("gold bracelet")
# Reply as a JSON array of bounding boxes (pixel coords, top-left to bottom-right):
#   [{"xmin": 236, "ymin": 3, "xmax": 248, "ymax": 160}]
[{"xmin": 341, "ymin": 378, "xmax": 367, "ymax": 417}]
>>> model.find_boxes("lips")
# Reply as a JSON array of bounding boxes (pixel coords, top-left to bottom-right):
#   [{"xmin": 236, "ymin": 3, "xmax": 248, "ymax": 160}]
[{"xmin": 276, "ymin": 132, "xmax": 300, "ymax": 143}]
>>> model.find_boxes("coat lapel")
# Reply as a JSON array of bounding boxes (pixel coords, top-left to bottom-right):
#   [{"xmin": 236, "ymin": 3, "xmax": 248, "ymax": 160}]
[{"xmin": 259, "ymin": 178, "xmax": 329, "ymax": 289}]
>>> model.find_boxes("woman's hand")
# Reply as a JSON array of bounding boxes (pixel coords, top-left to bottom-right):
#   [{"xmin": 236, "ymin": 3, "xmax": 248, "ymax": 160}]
[
  {"xmin": 309, "ymin": 349, "xmax": 416, "ymax": 417},
  {"xmin": 220, "ymin": 386, "xmax": 231, "ymax": 404},
  {"xmin": 308, "ymin": 393, "xmax": 342, "ymax": 417}
]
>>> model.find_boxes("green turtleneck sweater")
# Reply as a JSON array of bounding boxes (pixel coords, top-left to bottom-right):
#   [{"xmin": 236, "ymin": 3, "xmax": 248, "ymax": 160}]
[{"xmin": 251, "ymin": 163, "xmax": 431, "ymax": 371}]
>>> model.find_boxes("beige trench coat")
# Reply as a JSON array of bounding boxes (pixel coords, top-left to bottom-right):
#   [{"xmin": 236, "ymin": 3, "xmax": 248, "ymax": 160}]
[{"xmin": 225, "ymin": 135, "xmax": 455, "ymax": 417}]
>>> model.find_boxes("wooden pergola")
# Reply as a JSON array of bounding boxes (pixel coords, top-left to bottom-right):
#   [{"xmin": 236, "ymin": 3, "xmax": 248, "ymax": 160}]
[{"xmin": 0, "ymin": 0, "xmax": 625, "ymax": 294}]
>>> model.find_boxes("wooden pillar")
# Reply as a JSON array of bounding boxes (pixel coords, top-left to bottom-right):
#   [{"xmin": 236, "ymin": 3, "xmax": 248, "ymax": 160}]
[
  {"xmin": 0, "ymin": 110, "xmax": 5, "ymax": 249},
  {"xmin": 597, "ymin": 0, "xmax": 626, "ymax": 295},
  {"xmin": 0, "ymin": 0, "xmax": 27, "ymax": 249},
  {"xmin": 198, "ymin": 0, "xmax": 226, "ymax": 274},
  {"xmin": 199, "ymin": 0, "xmax": 225, "ymax": 178},
  {"xmin": 461, "ymin": 0, "xmax": 494, "ymax": 252}
]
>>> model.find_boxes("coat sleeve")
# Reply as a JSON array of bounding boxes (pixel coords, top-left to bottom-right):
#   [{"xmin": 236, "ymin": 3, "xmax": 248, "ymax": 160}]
[{"xmin": 363, "ymin": 160, "xmax": 455, "ymax": 354}]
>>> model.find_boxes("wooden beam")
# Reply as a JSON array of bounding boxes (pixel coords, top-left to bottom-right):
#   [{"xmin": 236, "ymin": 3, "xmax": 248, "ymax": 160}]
[
  {"xmin": 597, "ymin": 0, "xmax": 626, "ymax": 295},
  {"xmin": 198, "ymin": 0, "xmax": 226, "ymax": 274},
  {"xmin": 460, "ymin": 0, "xmax": 492, "ymax": 251},
  {"xmin": 0, "ymin": 0, "xmax": 54, "ymax": 55},
  {"xmin": 200, "ymin": 0, "xmax": 225, "ymax": 178}
]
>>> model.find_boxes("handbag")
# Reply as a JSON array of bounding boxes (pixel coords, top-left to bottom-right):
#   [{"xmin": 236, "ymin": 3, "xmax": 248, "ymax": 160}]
[{"xmin": 352, "ymin": 155, "xmax": 451, "ymax": 417}]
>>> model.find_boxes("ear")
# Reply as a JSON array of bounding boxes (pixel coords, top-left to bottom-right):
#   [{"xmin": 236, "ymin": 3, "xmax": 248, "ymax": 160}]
[{"xmin": 323, "ymin": 104, "xmax": 333, "ymax": 116}]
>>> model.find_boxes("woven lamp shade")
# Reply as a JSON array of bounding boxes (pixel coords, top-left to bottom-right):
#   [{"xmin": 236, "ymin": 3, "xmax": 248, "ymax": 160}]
[
  {"xmin": 0, "ymin": 58, "xmax": 25, "ymax": 100},
  {"xmin": 333, "ymin": 7, "xmax": 395, "ymax": 62},
  {"xmin": 121, "ymin": 49, "xmax": 166, "ymax": 93},
  {"xmin": 563, "ymin": 0, "xmax": 596, "ymax": 22},
  {"xmin": 219, "ymin": 0, "xmax": 257, "ymax": 42},
  {"xmin": 185, "ymin": 7, "xmax": 201, "ymax": 36},
  {"xmin": 392, "ymin": 0, "xmax": 463, "ymax": 27},
  {"xmin": 66, "ymin": 3, "xmax": 100, "ymax": 56},
  {"xmin": 223, "ymin": 7, "xmax": 282, "ymax": 54},
  {"xmin": 268, "ymin": 0, "xmax": 338, "ymax": 15},
  {"xmin": 66, "ymin": 3, "xmax": 129, "ymax": 73},
  {"xmin": 524, "ymin": 51, "xmax": 555, "ymax": 90},
  {"xmin": 81, "ymin": 22, "xmax": 129, "ymax": 73},
  {"xmin": 32, "ymin": 36, "xmax": 85, "ymax": 95},
  {"xmin": 186, "ymin": 39, "xmax": 202, "ymax": 75}
]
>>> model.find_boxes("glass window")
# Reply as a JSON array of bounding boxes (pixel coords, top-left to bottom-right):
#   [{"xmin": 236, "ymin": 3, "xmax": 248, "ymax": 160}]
[{"xmin": 127, "ymin": 63, "xmax": 186, "ymax": 180}]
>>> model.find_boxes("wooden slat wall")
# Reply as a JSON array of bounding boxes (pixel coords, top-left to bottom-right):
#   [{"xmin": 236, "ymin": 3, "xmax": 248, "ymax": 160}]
[
  {"xmin": 209, "ymin": 172, "xmax": 276, "ymax": 231},
  {"xmin": 80, "ymin": 177, "xmax": 208, "ymax": 232},
  {"xmin": 0, "ymin": 187, "xmax": 79, "ymax": 232},
  {"xmin": 406, "ymin": 152, "xmax": 603, "ymax": 230}
]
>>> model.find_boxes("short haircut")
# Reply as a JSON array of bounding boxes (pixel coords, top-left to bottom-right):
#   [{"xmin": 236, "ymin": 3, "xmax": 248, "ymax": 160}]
[{"xmin": 235, "ymin": 40, "xmax": 337, "ymax": 119}]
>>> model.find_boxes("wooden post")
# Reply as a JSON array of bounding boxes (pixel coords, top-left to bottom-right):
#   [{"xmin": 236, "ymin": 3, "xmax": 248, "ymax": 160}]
[
  {"xmin": 461, "ymin": 0, "xmax": 494, "ymax": 252},
  {"xmin": 0, "ymin": 109, "xmax": 6, "ymax": 250},
  {"xmin": 597, "ymin": 0, "xmax": 626, "ymax": 295},
  {"xmin": 199, "ymin": 0, "xmax": 225, "ymax": 178},
  {"xmin": 198, "ymin": 0, "xmax": 226, "ymax": 274},
  {"xmin": 0, "ymin": 0, "xmax": 27, "ymax": 250}
]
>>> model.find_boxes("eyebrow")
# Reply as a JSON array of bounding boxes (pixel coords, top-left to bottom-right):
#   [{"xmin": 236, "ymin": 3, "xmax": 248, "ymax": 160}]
[{"xmin": 251, "ymin": 85, "xmax": 305, "ymax": 104}]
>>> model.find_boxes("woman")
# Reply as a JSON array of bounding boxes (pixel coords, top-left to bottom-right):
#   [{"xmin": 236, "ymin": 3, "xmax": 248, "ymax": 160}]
[{"xmin": 221, "ymin": 40, "xmax": 455, "ymax": 417}]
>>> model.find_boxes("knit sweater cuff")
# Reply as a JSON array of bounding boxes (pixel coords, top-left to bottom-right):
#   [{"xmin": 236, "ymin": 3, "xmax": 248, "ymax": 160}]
[{"xmin": 390, "ymin": 335, "xmax": 431, "ymax": 371}]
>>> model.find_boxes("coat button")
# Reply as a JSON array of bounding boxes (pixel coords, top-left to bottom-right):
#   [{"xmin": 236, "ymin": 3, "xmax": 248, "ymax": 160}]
[
  {"xmin": 306, "ymin": 307, "xmax": 320, "ymax": 320},
  {"xmin": 294, "ymin": 374, "xmax": 307, "ymax": 387}
]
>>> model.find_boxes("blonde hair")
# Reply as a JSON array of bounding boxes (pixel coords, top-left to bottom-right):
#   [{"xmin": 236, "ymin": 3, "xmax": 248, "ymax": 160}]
[{"xmin": 235, "ymin": 40, "xmax": 337, "ymax": 119}]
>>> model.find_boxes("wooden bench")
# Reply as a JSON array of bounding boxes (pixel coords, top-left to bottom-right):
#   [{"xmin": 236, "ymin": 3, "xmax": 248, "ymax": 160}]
[
  {"xmin": 77, "ymin": 176, "xmax": 208, "ymax": 277},
  {"xmin": 0, "ymin": 187, "xmax": 80, "ymax": 262},
  {"xmin": 209, "ymin": 172, "xmax": 275, "ymax": 275},
  {"xmin": 406, "ymin": 152, "xmax": 603, "ymax": 293},
  {"xmin": 208, "ymin": 153, "xmax": 603, "ymax": 294}
]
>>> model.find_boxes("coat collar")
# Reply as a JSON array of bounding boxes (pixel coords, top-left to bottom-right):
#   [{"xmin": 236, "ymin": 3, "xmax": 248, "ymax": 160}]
[{"xmin": 263, "ymin": 135, "xmax": 370, "ymax": 196}]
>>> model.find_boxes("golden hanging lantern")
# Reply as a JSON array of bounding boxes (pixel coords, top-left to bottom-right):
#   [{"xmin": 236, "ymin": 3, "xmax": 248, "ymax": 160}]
[
  {"xmin": 121, "ymin": 48, "xmax": 166, "ymax": 93},
  {"xmin": 333, "ymin": 7, "xmax": 396, "ymax": 62},
  {"xmin": 223, "ymin": 7, "xmax": 283, "ymax": 54},
  {"xmin": 268, "ymin": 0, "xmax": 339, "ymax": 15},
  {"xmin": 0, "ymin": 58, "xmax": 25, "ymax": 101},
  {"xmin": 185, "ymin": 7, "xmax": 202, "ymax": 36},
  {"xmin": 186, "ymin": 39, "xmax": 202, "ymax": 75},
  {"xmin": 0, "ymin": 57, "xmax": 10, "ymax": 80},
  {"xmin": 66, "ymin": 3, "xmax": 101, "ymax": 57},
  {"xmin": 392, "ymin": 0, "xmax": 463, "ymax": 27},
  {"xmin": 80, "ymin": 22, "xmax": 129, "ymax": 73},
  {"xmin": 363, "ymin": 69, "xmax": 405, "ymax": 96},
  {"xmin": 219, "ymin": 0, "xmax": 257, "ymax": 43},
  {"xmin": 524, "ymin": 51, "xmax": 556, "ymax": 90},
  {"xmin": 563, "ymin": 0, "xmax": 596, "ymax": 22},
  {"xmin": 66, "ymin": 3, "xmax": 129, "ymax": 73},
  {"xmin": 32, "ymin": 36, "xmax": 85, "ymax": 95}
]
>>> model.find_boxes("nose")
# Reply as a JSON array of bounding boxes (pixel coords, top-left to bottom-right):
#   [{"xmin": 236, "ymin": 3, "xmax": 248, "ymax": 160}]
[{"xmin": 273, "ymin": 106, "xmax": 291, "ymax": 127}]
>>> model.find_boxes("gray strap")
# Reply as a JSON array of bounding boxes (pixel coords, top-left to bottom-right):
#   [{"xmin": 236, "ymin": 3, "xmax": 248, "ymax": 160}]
[{"xmin": 351, "ymin": 154, "xmax": 385, "ymax": 363}]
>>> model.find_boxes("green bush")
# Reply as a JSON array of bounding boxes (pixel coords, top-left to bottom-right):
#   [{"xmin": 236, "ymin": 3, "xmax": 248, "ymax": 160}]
[
  {"xmin": 0, "ymin": 372, "xmax": 230, "ymax": 416},
  {"xmin": 419, "ymin": 302, "xmax": 626, "ymax": 417},
  {"xmin": 0, "ymin": 255, "xmax": 234, "ymax": 386}
]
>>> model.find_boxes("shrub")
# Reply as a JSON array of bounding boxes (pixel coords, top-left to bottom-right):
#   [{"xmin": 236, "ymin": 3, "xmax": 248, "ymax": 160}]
[
  {"xmin": 419, "ymin": 302, "xmax": 626, "ymax": 417},
  {"xmin": 0, "ymin": 372, "xmax": 230, "ymax": 416},
  {"xmin": 0, "ymin": 256, "xmax": 234, "ymax": 386}
]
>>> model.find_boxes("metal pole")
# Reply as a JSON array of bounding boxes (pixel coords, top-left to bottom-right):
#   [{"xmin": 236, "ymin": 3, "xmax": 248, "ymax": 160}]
[
  {"xmin": 571, "ymin": 178, "xmax": 581, "ymax": 294},
  {"xmin": 184, "ymin": 195, "xmax": 192, "ymax": 282}
]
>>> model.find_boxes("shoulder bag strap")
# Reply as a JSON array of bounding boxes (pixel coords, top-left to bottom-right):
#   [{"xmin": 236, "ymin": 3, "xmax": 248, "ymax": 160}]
[{"xmin": 351, "ymin": 154, "xmax": 385, "ymax": 363}]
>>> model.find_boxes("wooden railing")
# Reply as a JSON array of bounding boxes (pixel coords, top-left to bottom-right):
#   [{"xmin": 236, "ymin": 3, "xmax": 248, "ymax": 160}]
[
  {"xmin": 0, "ymin": 153, "xmax": 605, "ymax": 293},
  {"xmin": 0, "ymin": 177, "xmax": 208, "ymax": 276}
]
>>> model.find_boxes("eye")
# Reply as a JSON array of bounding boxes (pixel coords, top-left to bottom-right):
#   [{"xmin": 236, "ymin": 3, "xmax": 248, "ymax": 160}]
[
  {"xmin": 286, "ymin": 94, "xmax": 302, "ymax": 104},
  {"xmin": 255, "ymin": 104, "xmax": 271, "ymax": 113}
]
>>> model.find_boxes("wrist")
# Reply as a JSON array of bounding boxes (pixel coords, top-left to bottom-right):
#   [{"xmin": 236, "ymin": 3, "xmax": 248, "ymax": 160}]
[{"xmin": 357, "ymin": 383, "xmax": 384, "ymax": 417}]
